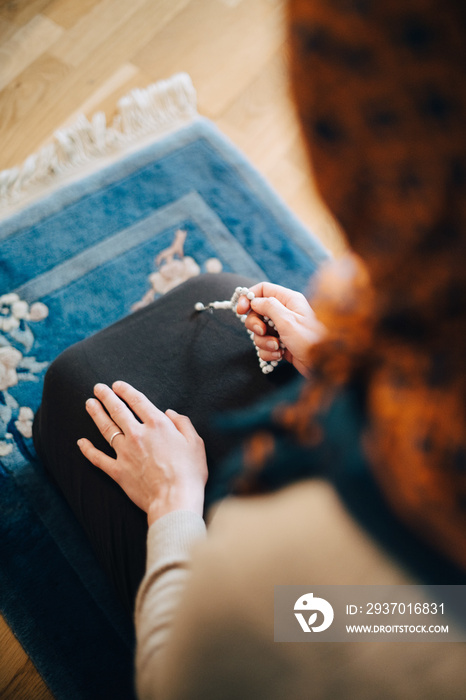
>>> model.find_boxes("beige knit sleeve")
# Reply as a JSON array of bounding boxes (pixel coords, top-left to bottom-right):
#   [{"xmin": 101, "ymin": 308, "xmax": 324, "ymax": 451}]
[
  {"xmin": 134, "ymin": 509, "xmax": 206, "ymax": 700},
  {"xmin": 132, "ymin": 483, "xmax": 466, "ymax": 700}
]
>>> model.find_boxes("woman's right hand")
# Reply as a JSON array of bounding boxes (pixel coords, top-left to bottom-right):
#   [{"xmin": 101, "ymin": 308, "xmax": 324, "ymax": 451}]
[{"xmin": 236, "ymin": 282, "xmax": 326, "ymax": 377}]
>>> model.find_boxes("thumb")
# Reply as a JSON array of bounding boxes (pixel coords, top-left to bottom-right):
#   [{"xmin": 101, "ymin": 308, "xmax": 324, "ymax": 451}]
[{"xmin": 235, "ymin": 295, "xmax": 251, "ymax": 315}]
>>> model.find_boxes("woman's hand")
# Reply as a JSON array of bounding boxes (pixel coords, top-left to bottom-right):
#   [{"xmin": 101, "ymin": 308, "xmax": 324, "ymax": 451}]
[
  {"xmin": 236, "ymin": 282, "xmax": 326, "ymax": 377},
  {"xmin": 77, "ymin": 381, "xmax": 208, "ymax": 526}
]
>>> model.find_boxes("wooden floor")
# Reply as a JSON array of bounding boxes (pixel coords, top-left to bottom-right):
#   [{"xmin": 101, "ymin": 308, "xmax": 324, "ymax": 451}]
[{"xmin": 0, "ymin": 1, "xmax": 345, "ymax": 698}]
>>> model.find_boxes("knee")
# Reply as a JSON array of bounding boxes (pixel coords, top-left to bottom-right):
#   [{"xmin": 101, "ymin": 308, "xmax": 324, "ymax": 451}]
[
  {"xmin": 40, "ymin": 342, "xmax": 92, "ymax": 413},
  {"xmin": 178, "ymin": 272, "xmax": 259, "ymax": 302},
  {"xmin": 33, "ymin": 342, "xmax": 92, "ymax": 460}
]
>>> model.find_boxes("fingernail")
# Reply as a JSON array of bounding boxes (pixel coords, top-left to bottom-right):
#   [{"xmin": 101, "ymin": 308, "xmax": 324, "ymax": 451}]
[
  {"xmin": 94, "ymin": 383, "xmax": 106, "ymax": 392},
  {"xmin": 77, "ymin": 439, "xmax": 83, "ymax": 447},
  {"xmin": 266, "ymin": 339, "xmax": 279, "ymax": 350},
  {"xmin": 253, "ymin": 324, "xmax": 264, "ymax": 336}
]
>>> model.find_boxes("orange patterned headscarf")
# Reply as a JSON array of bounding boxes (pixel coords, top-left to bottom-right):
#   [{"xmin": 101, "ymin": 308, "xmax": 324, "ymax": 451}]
[{"xmin": 284, "ymin": 0, "xmax": 466, "ymax": 571}]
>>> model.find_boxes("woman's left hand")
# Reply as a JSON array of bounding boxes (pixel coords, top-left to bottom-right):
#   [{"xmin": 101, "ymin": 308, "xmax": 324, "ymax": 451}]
[{"xmin": 78, "ymin": 381, "xmax": 208, "ymax": 526}]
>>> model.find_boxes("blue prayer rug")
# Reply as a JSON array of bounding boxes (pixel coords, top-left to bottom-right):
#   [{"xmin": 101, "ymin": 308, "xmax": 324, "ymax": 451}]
[{"xmin": 0, "ymin": 78, "xmax": 328, "ymax": 700}]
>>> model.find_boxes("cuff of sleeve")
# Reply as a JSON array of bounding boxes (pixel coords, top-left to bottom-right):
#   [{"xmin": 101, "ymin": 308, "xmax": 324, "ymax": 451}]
[{"xmin": 145, "ymin": 509, "xmax": 207, "ymax": 572}]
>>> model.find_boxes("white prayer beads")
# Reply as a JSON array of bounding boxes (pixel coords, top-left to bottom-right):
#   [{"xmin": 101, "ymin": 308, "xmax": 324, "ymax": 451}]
[{"xmin": 194, "ymin": 286, "xmax": 285, "ymax": 374}]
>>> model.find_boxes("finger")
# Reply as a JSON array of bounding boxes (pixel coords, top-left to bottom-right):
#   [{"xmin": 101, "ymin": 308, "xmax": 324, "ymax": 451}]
[
  {"xmin": 244, "ymin": 312, "xmax": 267, "ymax": 336},
  {"xmin": 77, "ymin": 437, "xmax": 116, "ymax": 475},
  {"xmin": 93, "ymin": 383, "xmax": 136, "ymax": 433},
  {"xmin": 235, "ymin": 295, "xmax": 251, "ymax": 315},
  {"xmin": 165, "ymin": 409, "xmax": 201, "ymax": 442},
  {"xmin": 250, "ymin": 296, "xmax": 294, "ymax": 334},
  {"xmin": 253, "ymin": 334, "xmax": 281, "ymax": 353},
  {"xmin": 256, "ymin": 347, "xmax": 284, "ymax": 363},
  {"xmin": 236, "ymin": 283, "xmax": 291, "ymax": 315},
  {"xmin": 112, "ymin": 380, "xmax": 164, "ymax": 425},
  {"xmin": 249, "ymin": 283, "xmax": 311, "ymax": 316},
  {"xmin": 86, "ymin": 397, "xmax": 125, "ymax": 446},
  {"xmin": 248, "ymin": 282, "xmax": 297, "ymax": 305}
]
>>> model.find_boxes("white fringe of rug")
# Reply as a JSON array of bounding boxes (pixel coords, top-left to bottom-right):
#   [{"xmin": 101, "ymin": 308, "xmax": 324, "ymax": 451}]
[{"xmin": 0, "ymin": 72, "xmax": 197, "ymax": 217}]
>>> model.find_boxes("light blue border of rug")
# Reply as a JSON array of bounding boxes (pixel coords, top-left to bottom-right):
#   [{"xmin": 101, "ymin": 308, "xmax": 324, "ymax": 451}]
[
  {"xmin": 13, "ymin": 190, "xmax": 268, "ymax": 303},
  {"xmin": 0, "ymin": 118, "xmax": 330, "ymax": 274}
]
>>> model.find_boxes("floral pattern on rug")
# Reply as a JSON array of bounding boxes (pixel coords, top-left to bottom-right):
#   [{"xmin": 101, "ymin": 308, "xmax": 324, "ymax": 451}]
[
  {"xmin": 132, "ymin": 229, "xmax": 223, "ymax": 311},
  {"xmin": 0, "ymin": 294, "xmax": 49, "ymax": 459},
  {"xmin": 0, "ymin": 230, "xmax": 222, "ymax": 462}
]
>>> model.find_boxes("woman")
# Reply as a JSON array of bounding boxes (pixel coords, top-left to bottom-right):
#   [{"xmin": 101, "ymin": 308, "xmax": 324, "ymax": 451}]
[{"xmin": 34, "ymin": 0, "xmax": 466, "ymax": 697}]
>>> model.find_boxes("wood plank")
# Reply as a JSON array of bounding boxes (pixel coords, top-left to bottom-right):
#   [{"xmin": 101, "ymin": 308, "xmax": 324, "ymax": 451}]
[
  {"xmin": 285, "ymin": 133, "xmax": 347, "ymax": 255},
  {"xmin": 132, "ymin": 0, "xmax": 284, "ymax": 118},
  {"xmin": 55, "ymin": 62, "xmax": 140, "ymax": 130},
  {"xmin": 44, "ymin": 0, "xmax": 101, "ymax": 30},
  {"xmin": 48, "ymin": 0, "xmax": 150, "ymax": 67},
  {"xmin": 0, "ymin": 17, "xmax": 16, "ymax": 43},
  {"xmin": 216, "ymin": 45, "xmax": 346, "ymax": 255},
  {"xmin": 216, "ymin": 49, "xmax": 298, "ymax": 170},
  {"xmin": 0, "ymin": 615, "xmax": 54, "ymax": 700},
  {"xmin": 288, "ymin": 175, "xmax": 347, "ymax": 256},
  {"xmin": 0, "ymin": 0, "xmax": 193, "ymax": 169},
  {"xmin": 0, "ymin": 0, "xmax": 54, "ymax": 26},
  {"xmin": 0, "ymin": 53, "xmax": 69, "ymax": 169},
  {"xmin": 49, "ymin": 0, "xmax": 190, "ymax": 68},
  {"xmin": 0, "ymin": 14, "xmax": 63, "ymax": 92},
  {"xmin": 0, "ymin": 42, "xmax": 146, "ymax": 170}
]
